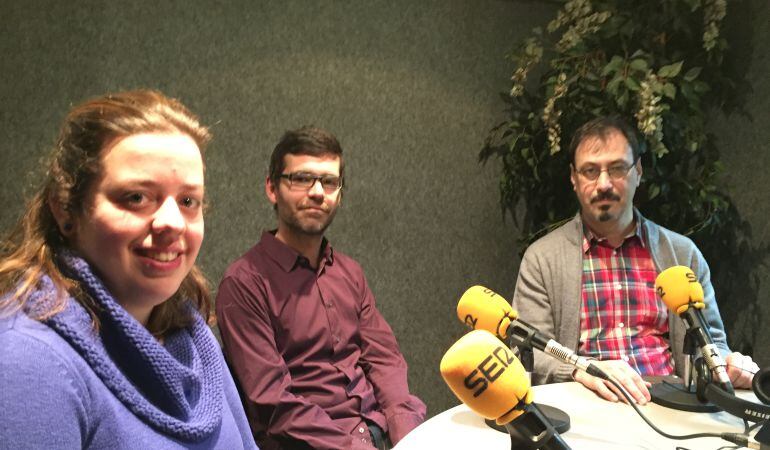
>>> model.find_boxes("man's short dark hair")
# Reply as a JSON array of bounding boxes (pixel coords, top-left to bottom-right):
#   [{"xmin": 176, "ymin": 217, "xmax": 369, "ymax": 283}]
[
  {"xmin": 268, "ymin": 126, "xmax": 345, "ymax": 185},
  {"xmin": 568, "ymin": 116, "xmax": 644, "ymax": 164}
]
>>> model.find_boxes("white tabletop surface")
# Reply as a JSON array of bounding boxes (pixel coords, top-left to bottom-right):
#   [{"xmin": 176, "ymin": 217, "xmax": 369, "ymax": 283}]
[{"xmin": 395, "ymin": 382, "xmax": 760, "ymax": 450}]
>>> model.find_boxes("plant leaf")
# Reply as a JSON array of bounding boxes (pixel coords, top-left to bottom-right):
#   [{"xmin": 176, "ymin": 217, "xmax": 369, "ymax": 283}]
[
  {"xmin": 658, "ymin": 61, "xmax": 684, "ymax": 78},
  {"xmin": 683, "ymin": 66, "xmax": 702, "ymax": 81}
]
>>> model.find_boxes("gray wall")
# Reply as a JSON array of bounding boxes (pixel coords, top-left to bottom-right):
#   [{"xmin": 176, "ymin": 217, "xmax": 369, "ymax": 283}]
[
  {"xmin": 714, "ymin": 0, "xmax": 770, "ymax": 367},
  {"xmin": 1, "ymin": 1, "xmax": 767, "ymax": 418}
]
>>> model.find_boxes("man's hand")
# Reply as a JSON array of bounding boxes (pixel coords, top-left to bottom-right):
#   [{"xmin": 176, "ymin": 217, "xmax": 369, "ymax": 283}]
[
  {"xmin": 725, "ymin": 352, "xmax": 759, "ymax": 389},
  {"xmin": 572, "ymin": 359, "xmax": 651, "ymax": 404}
]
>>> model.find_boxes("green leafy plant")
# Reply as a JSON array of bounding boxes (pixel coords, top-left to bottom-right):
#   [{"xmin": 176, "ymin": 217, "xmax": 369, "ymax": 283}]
[{"xmin": 480, "ymin": 0, "xmax": 766, "ymax": 353}]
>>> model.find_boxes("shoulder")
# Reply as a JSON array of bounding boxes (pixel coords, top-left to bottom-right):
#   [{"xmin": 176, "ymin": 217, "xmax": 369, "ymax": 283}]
[
  {"xmin": 221, "ymin": 242, "xmax": 268, "ymax": 280},
  {"xmin": 2, "ymin": 311, "xmax": 69, "ymax": 359},
  {"xmin": 644, "ymin": 218, "xmax": 691, "ymax": 244},
  {"xmin": 330, "ymin": 247, "xmax": 363, "ymax": 271},
  {"xmin": 0, "ymin": 312, "xmax": 92, "ymax": 428},
  {"xmin": 1, "ymin": 312, "xmax": 89, "ymax": 386},
  {"xmin": 642, "ymin": 218, "xmax": 702, "ymax": 261},
  {"xmin": 329, "ymin": 247, "xmax": 368, "ymax": 287},
  {"xmin": 218, "ymin": 241, "xmax": 277, "ymax": 300},
  {"xmin": 523, "ymin": 216, "xmax": 580, "ymax": 261}
]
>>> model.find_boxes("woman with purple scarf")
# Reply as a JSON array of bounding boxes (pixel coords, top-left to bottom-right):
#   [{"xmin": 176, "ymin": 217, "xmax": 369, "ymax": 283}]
[{"xmin": 0, "ymin": 90, "xmax": 257, "ymax": 449}]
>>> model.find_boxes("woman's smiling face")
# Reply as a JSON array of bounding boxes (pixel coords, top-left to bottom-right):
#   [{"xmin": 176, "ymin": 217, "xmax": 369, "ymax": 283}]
[{"xmin": 70, "ymin": 132, "xmax": 204, "ymax": 323}]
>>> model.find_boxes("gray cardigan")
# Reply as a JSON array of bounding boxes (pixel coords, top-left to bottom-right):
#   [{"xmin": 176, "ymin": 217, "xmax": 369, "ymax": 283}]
[{"xmin": 512, "ymin": 212, "xmax": 731, "ymax": 385}]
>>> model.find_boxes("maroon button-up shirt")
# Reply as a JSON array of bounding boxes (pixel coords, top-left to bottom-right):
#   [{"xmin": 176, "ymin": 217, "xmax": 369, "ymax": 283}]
[{"xmin": 216, "ymin": 231, "xmax": 425, "ymax": 449}]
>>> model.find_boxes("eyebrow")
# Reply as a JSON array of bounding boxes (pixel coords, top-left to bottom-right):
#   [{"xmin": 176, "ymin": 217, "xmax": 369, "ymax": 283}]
[
  {"xmin": 109, "ymin": 178, "xmax": 204, "ymax": 191},
  {"xmin": 579, "ymin": 159, "xmax": 632, "ymax": 167},
  {"xmin": 290, "ymin": 171, "xmax": 340, "ymax": 177}
]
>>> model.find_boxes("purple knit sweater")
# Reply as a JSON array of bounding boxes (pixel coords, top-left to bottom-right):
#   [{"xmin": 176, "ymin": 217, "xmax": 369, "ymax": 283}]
[{"xmin": 0, "ymin": 253, "xmax": 257, "ymax": 449}]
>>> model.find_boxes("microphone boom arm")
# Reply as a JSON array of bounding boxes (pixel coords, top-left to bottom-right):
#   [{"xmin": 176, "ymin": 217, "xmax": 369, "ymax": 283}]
[{"xmin": 507, "ymin": 319, "xmax": 608, "ymax": 380}]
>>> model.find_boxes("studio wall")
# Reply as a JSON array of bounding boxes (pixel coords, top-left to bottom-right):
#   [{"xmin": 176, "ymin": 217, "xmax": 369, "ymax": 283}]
[{"xmin": 1, "ymin": 0, "xmax": 767, "ymax": 419}]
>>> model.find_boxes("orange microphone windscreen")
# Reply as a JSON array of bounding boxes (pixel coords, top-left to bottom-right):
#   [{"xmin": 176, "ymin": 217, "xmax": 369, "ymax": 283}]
[
  {"xmin": 457, "ymin": 285, "xmax": 517, "ymax": 340},
  {"xmin": 440, "ymin": 329, "xmax": 532, "ymax": 424},
  {"xmin": 655, "ymin": 266, "xmax": 705, "ymax": 314}
]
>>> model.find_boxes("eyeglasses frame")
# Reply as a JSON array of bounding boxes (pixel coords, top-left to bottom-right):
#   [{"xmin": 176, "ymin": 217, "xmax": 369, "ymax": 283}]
[
  {"xmin": 279, "ymin": 172, "xmax": 344, "ymax": 193},
  {"xmin": 573, "ymin": 155, "xmax": 641, "ymax": 182}
]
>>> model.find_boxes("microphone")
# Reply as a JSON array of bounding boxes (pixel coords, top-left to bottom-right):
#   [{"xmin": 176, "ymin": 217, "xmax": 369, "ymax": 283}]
[
  {"xmin": 655, "ymin": 266, "xmax": 734, "ymax": 394},
  {"xmin": 440, "ymin": 330, "xmax": 571, "ymax": 450},
  {"xmin": 457, "ymin": 285, "xmax": 608, "ymax": 380}
]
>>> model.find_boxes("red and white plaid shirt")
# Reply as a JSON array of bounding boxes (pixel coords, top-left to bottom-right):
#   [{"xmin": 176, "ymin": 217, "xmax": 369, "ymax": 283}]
[{"xmin": 578, "ymin": 218, "xmax": 674, "ymax": 376}]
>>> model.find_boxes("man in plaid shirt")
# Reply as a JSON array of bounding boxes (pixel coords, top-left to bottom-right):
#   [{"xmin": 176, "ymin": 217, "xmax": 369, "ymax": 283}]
[{"xmin": 512, "ymin": 116, "xmax": 758, "ymax": 404}]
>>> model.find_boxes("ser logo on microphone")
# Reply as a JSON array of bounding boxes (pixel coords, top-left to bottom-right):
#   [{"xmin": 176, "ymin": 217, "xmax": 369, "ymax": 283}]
[
  {"xmin": 462, "ymin": 288, "xmax": 499, "ymax": 329},
  {"xmin": 463, "ymin": 314, "xmax": 478, "ymax": 329},
  {"xmin": 463, "ymin": 345, "xmax": 515, "ymax": 398},
  {"xmin": 656, "ymin": 271, "xmax": 697, "ymax": 299}
]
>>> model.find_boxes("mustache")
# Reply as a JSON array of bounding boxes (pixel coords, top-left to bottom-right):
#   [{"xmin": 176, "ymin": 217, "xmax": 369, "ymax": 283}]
[
  {"xmin": 299, "ymin": 203, "xmax": 330, "ymax": 212},
  {"xmin": 590, "ymin": 191, "xmax": 621, "ymax": 203}
]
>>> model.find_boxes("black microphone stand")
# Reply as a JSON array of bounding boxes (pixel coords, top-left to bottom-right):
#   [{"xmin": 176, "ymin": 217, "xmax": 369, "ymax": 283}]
[
  {"xmin": 503, "ymin": 403, "xmax": 571, "ymax": 450},
  {"xmin": 515, "ymin": 345, "xmax": 571, "ymax": 435},
  {"xmin": 649, "ymin": 329, "xmax": 720, "ymax": 412},
  {"xmin": 756, "ymin": 420, "xmax": 770, "ymax": 447},
  {"xmin": 482, "ymin": 344, "xmax": 571, "ymax": 436}
]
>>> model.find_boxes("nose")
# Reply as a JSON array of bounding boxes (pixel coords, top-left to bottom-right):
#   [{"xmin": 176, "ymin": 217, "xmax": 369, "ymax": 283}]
[
  {"xmin": 307, "ymin": 178, "xmax": 325, "ymax": 199},
  {"xmin": 152, "ymin": 197, "xmax": 186, "ymax": 234},
  {"xmin": 595, "ymin": 170, "xmax": 613, "ymax": 191}
]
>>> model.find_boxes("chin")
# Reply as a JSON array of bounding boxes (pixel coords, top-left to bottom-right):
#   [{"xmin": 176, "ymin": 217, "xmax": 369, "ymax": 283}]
[
  {"xmin": 291, "ymin": 220, "xmax": 330, "ymax": 236},
  {"xmin": 598, "ymin": 212, "xmax": 613, "ymax": 222},
  {"xmin": 140, "ymin": 282, "xmax": 184, "ymax": 305}
]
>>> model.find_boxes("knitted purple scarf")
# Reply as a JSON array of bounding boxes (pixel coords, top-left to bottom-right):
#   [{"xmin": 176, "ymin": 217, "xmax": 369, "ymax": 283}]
[{"xmin": 24, "ymin": 252, "xmax": 224, "ymax": 442}]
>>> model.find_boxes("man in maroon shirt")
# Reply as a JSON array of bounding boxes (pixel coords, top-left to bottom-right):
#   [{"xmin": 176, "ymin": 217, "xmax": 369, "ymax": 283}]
[{"xmin": 216, "ymin": 126, "xmax": 426, "ymax": 450}]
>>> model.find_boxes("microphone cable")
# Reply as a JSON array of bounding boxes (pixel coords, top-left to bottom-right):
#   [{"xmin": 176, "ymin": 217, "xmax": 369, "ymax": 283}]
[{"xmin": 604, "ymin": 376, "xmax": 760, "ymax": 448}]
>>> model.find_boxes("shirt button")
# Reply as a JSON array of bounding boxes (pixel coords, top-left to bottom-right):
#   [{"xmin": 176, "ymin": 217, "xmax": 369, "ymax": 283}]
[
  {"xmin": 359, "ymin": 427, "xmax": 365, "ymax": 433},
  {"xmin": 618, "ymin": 322, "xmax": 624, "ymax": 328},
  {"xmin": 615, "ymin": 283, "xmax": 622, "ymax": 290},
  {"xmin": 622, "ymin": 355, "xmax": 630, "ymax": 361}
]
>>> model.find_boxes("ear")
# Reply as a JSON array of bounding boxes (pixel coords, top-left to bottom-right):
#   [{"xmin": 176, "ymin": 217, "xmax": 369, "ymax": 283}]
[
  {"xmin": 337, "ymin": 189, "xmax": 343, "ymax": 206},
  {"xmin": 335, "ymin": 180, "xmax": 343, "ymax": 206},
  {"xmin": 634, "ymin": 159, "xmax": 643, "ymax": 186},
  {"xmin": 48, "ymin": 193, "xmax": 74, "ymax": 237},
  {"xmin": 569, "ymin": 164, "xmax": 577, "ymax": 191},
  {"xmin": 265, "ymin": 176, "xmax": 277, "ymax": 206}
]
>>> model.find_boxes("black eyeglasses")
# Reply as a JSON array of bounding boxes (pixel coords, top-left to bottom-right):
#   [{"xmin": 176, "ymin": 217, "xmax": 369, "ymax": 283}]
[
  {"xmin": 575, "ymin": 157, "xmax": 640, "ymax": 181},
  {"xmin": 280, "ymin": 172, "xmax": 343, "ymax": 193}
]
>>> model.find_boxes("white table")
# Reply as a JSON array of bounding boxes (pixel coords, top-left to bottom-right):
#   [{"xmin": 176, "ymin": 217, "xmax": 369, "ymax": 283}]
[{"xmin": 396, "ymin": 382, "xmax": 761, "ymax": 450}]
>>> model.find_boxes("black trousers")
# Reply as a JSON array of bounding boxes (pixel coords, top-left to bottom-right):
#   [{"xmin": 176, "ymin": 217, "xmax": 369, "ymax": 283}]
[{"xmin": 367, "ymin": 422, "xmax": 392, "ymax": 450}]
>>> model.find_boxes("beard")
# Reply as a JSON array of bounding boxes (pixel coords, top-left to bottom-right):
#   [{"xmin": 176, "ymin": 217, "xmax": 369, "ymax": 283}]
[
  {"xmin": 591, "ymin": 191, "xmax": 621, "ymax": 222},
  {"xmin": 279, "ymin": 204, "xmax": 339, "ymax": 237},
  {"xmin": 598, "ymin": 209, "xmax": 613, "ymax": 222}
]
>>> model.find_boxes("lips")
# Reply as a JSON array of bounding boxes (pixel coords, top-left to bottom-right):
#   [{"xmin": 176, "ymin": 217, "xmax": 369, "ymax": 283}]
[
  {"xmin": 300, "ymin": 205, "xmax": 328, "ymax": 213},
  {"xmin": 135, "ymin": 248, "xmax": 183, "ymax": 262}
]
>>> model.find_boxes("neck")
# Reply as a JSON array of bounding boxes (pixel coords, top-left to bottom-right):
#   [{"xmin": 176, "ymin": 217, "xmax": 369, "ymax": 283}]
[
  {"xmin": 583, "ymin": 211, "xmax": 636, "ymax": 248},
  {"xmin": 119, "ymin": 301, "xmax": 154, "ymax": 328},
  {"xmin": 275, "ymin": 226, "xmax": 324, "ymax": 267}
]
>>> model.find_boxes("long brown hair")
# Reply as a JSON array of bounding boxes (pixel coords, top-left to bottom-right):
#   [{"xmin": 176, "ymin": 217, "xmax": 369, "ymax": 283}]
[{"xmin": 0, "ymin": 90, "xmax": 212, "ymax": 336}]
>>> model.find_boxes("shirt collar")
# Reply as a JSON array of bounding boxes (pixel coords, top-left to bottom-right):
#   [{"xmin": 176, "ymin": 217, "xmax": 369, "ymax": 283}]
[
  {"xmin": 258, "ymin": 230, "xmax": 334, "ymax": 272},
  {"xmin": 581, "ymin": 210, "xmax": 646, "ymax": 253}
]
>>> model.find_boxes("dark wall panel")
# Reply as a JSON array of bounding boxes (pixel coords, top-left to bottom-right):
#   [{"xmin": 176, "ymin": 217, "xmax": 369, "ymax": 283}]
[
  {"xmin": 1, "ymin": 1, "xmax": 766, "ymax": 419},
  {"xmin": 714, "ymin": 0, "xmax": 770, "ymax": 368},
  {"xmin": 0, "ymin": 1, "xmax": 556, "ymax": 416}
]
